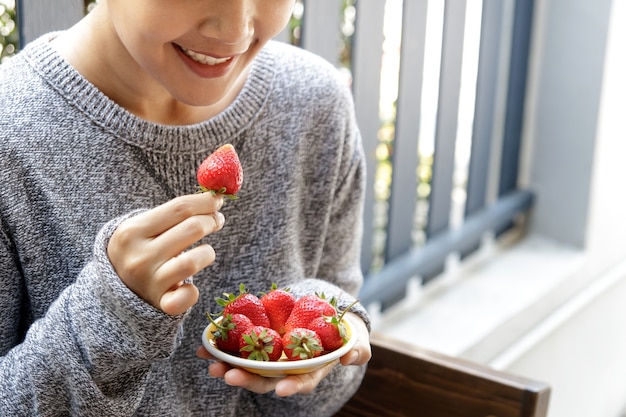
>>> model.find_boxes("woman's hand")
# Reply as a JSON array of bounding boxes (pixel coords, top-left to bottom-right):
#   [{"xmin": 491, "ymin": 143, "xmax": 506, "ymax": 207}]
[
  {"xmin": 196, "ymin": 312, "xmax": 372, "ymax": 396},
  {"xmin": 107, "ymin": 193, "xmax": 224, "ymax": 315}
]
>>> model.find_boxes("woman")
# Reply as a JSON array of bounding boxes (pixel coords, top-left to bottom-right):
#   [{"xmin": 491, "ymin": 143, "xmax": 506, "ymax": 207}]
[{"xmin": 0, "ymin": 1, "xmax": 371, "ymax": 415}]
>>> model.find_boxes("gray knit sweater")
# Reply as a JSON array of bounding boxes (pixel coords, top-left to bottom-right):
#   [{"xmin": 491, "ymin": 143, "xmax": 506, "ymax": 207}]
[{"xmin": 0, "ymin": 34, "xmax": 368, "ymax": 416}]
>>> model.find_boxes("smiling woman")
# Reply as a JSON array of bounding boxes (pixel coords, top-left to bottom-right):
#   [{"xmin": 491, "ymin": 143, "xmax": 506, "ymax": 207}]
[
  {"xmin": 0, "ymin": 1, "xmax": 372, "ymax": 416},
  {"xmin": 49, "ymin": 0, "xmax": 296, "ymax": 123}
]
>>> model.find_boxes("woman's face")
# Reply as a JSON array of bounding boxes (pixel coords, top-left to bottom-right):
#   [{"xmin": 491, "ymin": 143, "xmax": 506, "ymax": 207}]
[{"xmin": 103, "ymin": 0, "xmax": 295, "ymax": 107}]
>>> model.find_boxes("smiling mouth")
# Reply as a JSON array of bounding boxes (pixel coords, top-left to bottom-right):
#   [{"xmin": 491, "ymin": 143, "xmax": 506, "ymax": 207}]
[{"xmin": 179, "ymin": 46, "xmax": 233, "ymax": 65}]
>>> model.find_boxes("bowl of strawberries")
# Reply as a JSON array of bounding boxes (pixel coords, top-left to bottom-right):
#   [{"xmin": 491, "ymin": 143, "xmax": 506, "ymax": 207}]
[{"xmin": 202, "ymin": 284, "xmax": 358, "ymax": 378}]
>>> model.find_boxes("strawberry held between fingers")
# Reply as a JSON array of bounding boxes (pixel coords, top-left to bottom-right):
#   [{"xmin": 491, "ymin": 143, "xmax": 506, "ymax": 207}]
[{"xmin": 197, "ymin": 143, "xmax": 243, "ymax": 199}]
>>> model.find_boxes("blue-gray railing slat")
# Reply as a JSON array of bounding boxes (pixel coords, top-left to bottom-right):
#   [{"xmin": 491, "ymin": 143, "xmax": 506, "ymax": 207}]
[
  {"xmin": 359, "ymin": 189, "xmax": 534, "ymax": 308},
  {"xmin": 17, "ymin": 0, "xmax": 83, "ymax": 46},
  {"xmin": 427, "ymin": 0, "xmax": 467, "ymax": 239},
  {"xmin": 499, "ymin": 0, "xmax": 535, "ymax": 196},
  {"xmin": 274, "ymin": 26, "xmax": 291, "ymax": 44},
  {"xmin": 351, "ymin": 1, "xmax": 386, "ymax": 274},
  {"xmin": 465, "ymin": 0, "xmax": 507, "ymax": 218},
  {"xmin": 300, "ymin": 0, "xmax": 342, "ymax": 68},
  {"xmin": 384, "ymin": 0, "xmax": 429, "ymax": 263},
  {"xmin": 459, "ymin": 0, "xmax": 509, "ymax": 260}
]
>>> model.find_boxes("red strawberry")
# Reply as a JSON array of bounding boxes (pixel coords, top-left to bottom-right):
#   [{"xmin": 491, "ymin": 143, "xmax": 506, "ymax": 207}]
[
  {"xmin": 207, "ymin": 313, "xmax": 253, "ymax": 354},
  {"xmin": 308, "ymin": 316, "xmax": 347, "ymax": 353},
  {"xmin": 284, "ymin": 294, "xmax": 337, "ymax": 335},
  {"xmin": 307, "ymin": 300, "xmax": 358, "ymax": 353},
  {"xmin": 216, "ymin": 284, "xmax": 270, "ymax": 328},
  {"xmin": 239, "ymin": 326, "xmax": 283, "ymax": 361},
  {"xmin": 282, "ymin": 328, "xmax": 323, "ymax": 361},
  {"xmin": 197, "ymin": 143, "xmax": 243, "ymax": 199},
  {"xmin": 260, "ymin": 284, "xmax": 295, "ymax": 336}
]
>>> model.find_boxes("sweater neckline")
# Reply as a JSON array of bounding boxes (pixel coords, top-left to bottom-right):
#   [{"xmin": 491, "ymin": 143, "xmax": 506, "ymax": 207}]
[{"xmin": 23, "ymin": 34, "xmax": 276, "ymax": 155}]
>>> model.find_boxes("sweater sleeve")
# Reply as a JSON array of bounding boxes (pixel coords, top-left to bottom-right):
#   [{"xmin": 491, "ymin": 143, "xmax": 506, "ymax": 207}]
[{"xmin": 0, "ymin": 215, "xmax": 185, "ymax": 416}]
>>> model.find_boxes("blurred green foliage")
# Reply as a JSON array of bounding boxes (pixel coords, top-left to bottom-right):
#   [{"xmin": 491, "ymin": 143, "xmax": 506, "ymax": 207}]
[
  {"xmin": 0, "ymin": 1, "xmax": 95, "ymax": 62},
  {"xmin": 0, "ymin": 0, "xmax": 17, "ymax": 62}
]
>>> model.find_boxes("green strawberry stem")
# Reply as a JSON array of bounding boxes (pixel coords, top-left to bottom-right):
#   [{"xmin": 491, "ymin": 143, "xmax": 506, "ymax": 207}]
[
  {"xmin": 215, "ymin": 283, "xmax": 248, "ymax": 309},
  {"xmin": 205, "ymin": 312, "xmax": 224, "ymax": 329},
  {"xmin": 336, "ymin": 299, "xmax": 360, "ymax": 323},
  {"xmin": 240, "ymin": 329, "xmax": 275, "ymax": 361},
  {"xmin": 331, "ymin": 299, "xmax": 360, "ymax": 344},
  {"xmin": 259, "ymin": 282, "xmax": 291, "ymax": 297},
  {"xmin": 205, "ymin": 312, "xmax": 233, "ymax": 342},
  {"xmin": 196, "ymin": 185, "xmax": 239, "ymax": 200}
]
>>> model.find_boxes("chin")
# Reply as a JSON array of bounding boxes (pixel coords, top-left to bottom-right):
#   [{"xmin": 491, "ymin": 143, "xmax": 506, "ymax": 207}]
[{"xmin": 185, "ymin": 76, "xmax": 241, "ymax": 99}]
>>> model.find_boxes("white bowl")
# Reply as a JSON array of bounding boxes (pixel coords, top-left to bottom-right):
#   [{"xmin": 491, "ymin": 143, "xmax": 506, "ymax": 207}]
[{"xmin": 202, "ymin": 314, "xmax": 358, "ymax": 377}]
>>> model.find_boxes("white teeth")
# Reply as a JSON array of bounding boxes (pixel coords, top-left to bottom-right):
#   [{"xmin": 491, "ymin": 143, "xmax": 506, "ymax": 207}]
[{"xmin": 180, "ymin": 47, "xmax": 231, "ymax": 65}]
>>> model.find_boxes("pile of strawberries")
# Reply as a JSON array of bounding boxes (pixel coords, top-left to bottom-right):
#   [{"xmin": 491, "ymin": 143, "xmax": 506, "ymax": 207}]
[{"xmin": 207, "ymin": 284, "xmax": 354, "ymax": 362}]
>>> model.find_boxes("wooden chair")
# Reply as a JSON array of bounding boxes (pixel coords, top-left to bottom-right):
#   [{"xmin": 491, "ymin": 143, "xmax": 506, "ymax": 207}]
[{"xmin": 335, "ymin": 333, "xmax": 550, "ymax": 417}]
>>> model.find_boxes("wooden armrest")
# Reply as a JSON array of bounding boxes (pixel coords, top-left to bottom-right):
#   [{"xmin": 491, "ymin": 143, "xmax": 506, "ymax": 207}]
[{"xmin": 335, "ymin": 332, "xmax": 550, "ymax": 417}]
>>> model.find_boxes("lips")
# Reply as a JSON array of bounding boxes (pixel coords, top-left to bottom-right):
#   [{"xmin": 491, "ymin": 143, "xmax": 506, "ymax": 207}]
[
  {"xmin": 174, "ymin": 44, "xmax": 241, "ymax": 79},
  {"xmin": 179, "ymin": 46, "xmax": 233, "ymax": 66}
]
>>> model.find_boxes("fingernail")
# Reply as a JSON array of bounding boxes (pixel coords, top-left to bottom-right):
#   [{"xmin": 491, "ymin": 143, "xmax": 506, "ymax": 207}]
[{"xmin": 216, "ymin": 212, "xmax": 225, "ymax": 229}]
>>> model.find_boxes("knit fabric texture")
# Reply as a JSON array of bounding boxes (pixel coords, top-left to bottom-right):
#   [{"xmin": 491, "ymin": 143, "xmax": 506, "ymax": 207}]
[{"xmin": 0, "ymin": 34, "xmax": 368, "ymax": 416}]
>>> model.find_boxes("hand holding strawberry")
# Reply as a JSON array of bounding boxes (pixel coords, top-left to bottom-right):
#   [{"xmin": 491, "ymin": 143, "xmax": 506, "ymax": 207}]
[
  {"xmin": 108, "ymin": 146, "xmax": 238, "ymax": 316},
  {"xmin": 108, "ymin": 193, "xmax": 225, "ymax": 316}
]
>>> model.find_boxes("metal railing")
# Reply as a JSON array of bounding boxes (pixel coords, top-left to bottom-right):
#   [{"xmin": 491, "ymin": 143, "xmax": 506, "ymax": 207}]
[{"xmin": 289, "ymin": 0, "xmax": 535, "ymax": 308}]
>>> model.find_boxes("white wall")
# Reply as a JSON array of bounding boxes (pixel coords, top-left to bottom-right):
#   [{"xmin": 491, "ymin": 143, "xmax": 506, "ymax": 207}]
[
  {"xmin": 494, "ymin": 0, "xmax": 626, "ymax": 415},
  {"xmin": 520, "ymin": 0, "xmax": 613, "ymax": 248},
  {"xmin": 495, "ymin": 265, "xmax": 626, "ymax": 417}
]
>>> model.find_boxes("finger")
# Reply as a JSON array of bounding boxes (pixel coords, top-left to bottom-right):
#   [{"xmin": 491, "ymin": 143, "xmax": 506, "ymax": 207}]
[
  {"xmin": 196, "ymin": 345, "xmax": 213, "ymax": 360},
  {"xmin": 339, "ymin": 313, "xmax": 372, "ymax": 367},
  {"xmin": 134, "ymin": 193, "xmax": 224, "ymax": 237},
  {"xmin": 274, "ymin": 360, "xmax": 338, "ymax": 397},
  {"xmin": 149, "ymin": 212, "xmax": 224, "ymax": 262},
  {"xmin": 340, "ymin": 336, "xmax": 372, "ymax": 367},
  {"xmin": 159, "ymin": 282, "xmax": 199, "ymax": 316},
  {"xmin": 223, "ymin": 369, "xmax": 280, "ymax": 394},
  {"xmin": 152, "ymin": 244, "xmax": 215, "ymax": 294},
  {"xmin": 208, "ymin": 361, "xmax": 232, "ymax": 378},
  {"xmin": 156, "ymin": 229, "xmax": 220, "ymax": 316}
]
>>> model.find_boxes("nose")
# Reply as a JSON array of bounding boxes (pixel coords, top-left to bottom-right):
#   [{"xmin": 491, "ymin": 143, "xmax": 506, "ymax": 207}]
[{"xmin": 198, "ymin": 1, "xmax": 254, "ymax": 45}]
